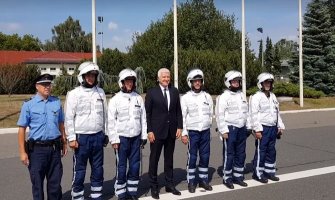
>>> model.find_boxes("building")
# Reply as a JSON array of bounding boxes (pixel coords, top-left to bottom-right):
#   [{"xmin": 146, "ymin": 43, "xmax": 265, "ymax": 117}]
[{"xmin": 0, "ymin": 50, "xmax": 99, "ymax": 77}]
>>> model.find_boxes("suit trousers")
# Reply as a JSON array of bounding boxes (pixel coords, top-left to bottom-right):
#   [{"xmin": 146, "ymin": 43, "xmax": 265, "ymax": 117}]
[{"xmin": 148, "ymin": 134, "xmax": 176, "ymax": 189}]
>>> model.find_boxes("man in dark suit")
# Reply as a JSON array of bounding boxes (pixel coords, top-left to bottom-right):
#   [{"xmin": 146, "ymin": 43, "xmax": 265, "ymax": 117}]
[{"xmin": 145, "ymin": 68, "xmax": 183, "ymax": 199}]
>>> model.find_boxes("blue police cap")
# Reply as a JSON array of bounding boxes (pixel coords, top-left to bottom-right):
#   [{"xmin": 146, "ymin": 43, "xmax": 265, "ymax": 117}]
[{"xmin": 35, "ymin": 74, "xmax": 53, "ymax": 84}]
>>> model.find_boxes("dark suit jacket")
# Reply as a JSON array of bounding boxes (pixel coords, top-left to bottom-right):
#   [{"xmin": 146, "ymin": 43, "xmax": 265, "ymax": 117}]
[{"xmin": 145, "ymin": 85, "xmax": 183, "ymax": 140}]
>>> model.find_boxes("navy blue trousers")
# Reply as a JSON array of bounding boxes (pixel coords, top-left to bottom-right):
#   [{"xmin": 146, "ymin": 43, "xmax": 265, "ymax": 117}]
[
  {"xmin": 222, "ymin": 126, "xmax": 247, "ymax": 183},
  {"xmin": 28, "ymin": 145, "xmax": 63, "ymax": 200},
  {"xmin": 114, "ymin": 135, "xmax": 141, "ymax": 198},
  {"xmin": 71, "ymin": 132, "xmax": 104, "ymax": 200},
  {"xmin": 186, "ymin": 129, "xmax": 211, "ymax": 185},
  {"xmin": 253, "ymin": 125, "xmax": 278, "ymax": 179}
]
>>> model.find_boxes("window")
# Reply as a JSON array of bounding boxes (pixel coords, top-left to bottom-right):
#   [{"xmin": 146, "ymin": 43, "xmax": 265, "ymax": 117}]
[
  {"xmin": 41, "ymin": 68, "xmax": 46, "ymax": 71},
  {"xmin": 69, "ymin": 68, "xmax": 75, "ymax": 71},
  {"xmin": 50, "ymin": 68, "xmax": 56, "ymax": 71}
]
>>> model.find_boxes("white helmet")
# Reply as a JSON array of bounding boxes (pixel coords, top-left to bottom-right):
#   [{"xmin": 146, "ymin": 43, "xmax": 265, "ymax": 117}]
[
  {"xmin": 118, "ymin": 68, "xmax": 137, "ymax": 89},
  {"xmin": 224, "ymin": 70, "xmax": 242, "ymax": 88},
  {"xmin": 77, "ymin": 61, "xmax": 100, "ymax": 84},
  {"xmin": 257, "ymin": 72, "xmax": 274, "ymax": 90},
  {"xmin": 187, "ymin": 69, "xmax": 204, "ymax": 89}
]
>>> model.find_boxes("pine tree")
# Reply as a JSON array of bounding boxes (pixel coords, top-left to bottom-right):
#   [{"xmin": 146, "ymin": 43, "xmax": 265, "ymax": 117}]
[
  {"xmin": 258, "ymin": 39, "xmax": 263, "ymax": 67},
  {"xmin": 264, "ymin": 37, "xmax": 274, "ymax": 73},
  {"xmin": 300, "ymin": 0, "xmax": 335, "ymax": 94},
  {"xmin": 273, "ymin": 45, "xmax": 281, "ymax": 76}
]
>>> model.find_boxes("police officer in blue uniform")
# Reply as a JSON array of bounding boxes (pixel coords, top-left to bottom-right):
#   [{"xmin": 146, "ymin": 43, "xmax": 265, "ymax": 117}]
[{"xmin": 17, "ymin": 73, "xmax": 67, "ymax": 200}]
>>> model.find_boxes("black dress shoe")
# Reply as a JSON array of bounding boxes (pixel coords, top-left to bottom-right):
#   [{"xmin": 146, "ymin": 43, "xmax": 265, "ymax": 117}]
[
  {"xmin": 151, "ymin": 189, "xmax": 160, "ymax": 199},
  {"xmin": 198, "ymin": 181, "xmax": 213, "ymax": 191},
  {"xmin": 233, "ymin": 180, "xmax": 248, "ymax": 187},
  {"xmin": 268, "ymin": 176, "xmax": 280, "ymax": 181},
  {"xmin": 165, "ymin": 186, "xmax": 181, "ymax": 195},
  {"xmin": 224, "ymin": 181, "xmax": 234, "ymax": 189},
  {"xmin": 188, "ymin": 184, "xmax": 196, "ymax": 193},
  {"xmin": 252, "ymin": 175, "xmax": 268, "ymax": 183}
]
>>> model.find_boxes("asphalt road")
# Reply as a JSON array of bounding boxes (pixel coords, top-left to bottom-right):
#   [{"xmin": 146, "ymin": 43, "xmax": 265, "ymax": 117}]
[{"xmin": 0, "ymin": 110, "xmax": 334, "ymax": 200}]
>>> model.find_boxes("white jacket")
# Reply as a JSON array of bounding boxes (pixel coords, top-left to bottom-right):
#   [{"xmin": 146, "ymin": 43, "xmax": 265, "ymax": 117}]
[
  {"xmin": 215, "ymin": 90, "xmax": 250, "ymax": 134},
  {"xmin": 65, "ymin": 86, "xmax": 107, "ymax": 142},
  {"xmin": 181, "ymin": 91, "xmax": 213, "ymax": 136},
  {"xmin": 249, "ymin": 91, "xmax": 285, "ymax": 132},
  {"xmin": 107, "ymin": 91, "xmax": 147, "ymax": 144}
]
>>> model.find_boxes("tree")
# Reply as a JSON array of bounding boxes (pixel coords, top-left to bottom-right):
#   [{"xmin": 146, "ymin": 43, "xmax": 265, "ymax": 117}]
[
  {"xmin": 0, "ymin": 64, "xmax": 25, "ymax": 96},
  {"xmin": 272, "ymin": 45, "xmax": 281, "ymax": 76},
  {"xmin": 21, "ymin": 34, "xmax": 41, "ymax": 51},
  {"xmin": 97, "ymin": 48, "xmax": 126, "ymax": 75},
  {"xmin": 127, "ymin": 0, "xmax": 258, "ymax": 93},
  {"xmin": 15, "ymin": 65, "xmax": 41, "ymax": 94},
  {"xmin": 274, "ymin": 39, "xmax": 298, "ymax": 60},
  {"xmin": 60, "ymin": 64, "xmax": 69, "ymax": 76},
  {"xmin": 264, "ymin": 37, "xmax": 274, "ymax": 73},
  {"xmin": 258, "ymin": 39, "xmax": 263, "ymax": 65},
  {"xmin": 50, "ymin": 16, "xmax": 92, "ymax": 52},
  {"xmin": 291, "ymin": 0, "xmax": 335, "ymax": 94},
  {"xmin": 0, "ymin": 33, "xmax": 41, "ymax": 51}
]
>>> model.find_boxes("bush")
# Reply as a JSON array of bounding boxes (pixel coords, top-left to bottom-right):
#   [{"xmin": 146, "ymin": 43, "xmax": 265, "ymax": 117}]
[{"xmin": 247, "ymin": 82, "xmax": 325, "ymax": 98}]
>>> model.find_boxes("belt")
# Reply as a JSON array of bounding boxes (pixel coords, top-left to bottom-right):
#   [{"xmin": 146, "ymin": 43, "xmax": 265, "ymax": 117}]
[{"xmin": 31, "ymin": 138, "xmax": 60, "ymax": 146}]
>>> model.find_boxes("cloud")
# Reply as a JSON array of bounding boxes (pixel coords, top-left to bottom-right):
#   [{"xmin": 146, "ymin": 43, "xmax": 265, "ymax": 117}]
[
  {"xmin": 108, "ymin": 21, "xmax": 118, "ymax": 31},
  {"xmin": 0, "ymin": 22, "xmax": 22, "ymax": 32}
]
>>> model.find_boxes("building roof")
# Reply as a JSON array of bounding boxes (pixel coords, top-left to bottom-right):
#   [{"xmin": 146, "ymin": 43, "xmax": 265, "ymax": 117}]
[{"xmin": 0, "ymin": 50, "xmax": 97, "ymax": 65}]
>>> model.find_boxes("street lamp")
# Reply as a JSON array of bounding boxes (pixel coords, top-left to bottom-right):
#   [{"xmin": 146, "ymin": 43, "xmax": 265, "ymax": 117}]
[
  {"xmin": 257, "ymin": 27, "xmax": 264, "ymax": 70},
  {"xmin": 98, "ymin": 32, "xmax": 103, "ymax": 53},
  {"xmin": 98, "ymin": 16, "xmax": 104, "ymax": 53}
]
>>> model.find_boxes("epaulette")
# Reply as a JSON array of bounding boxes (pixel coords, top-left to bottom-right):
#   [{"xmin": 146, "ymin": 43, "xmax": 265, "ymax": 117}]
[{"xmin": 24, "ymin": 97, "xmax": 33, "ymax": 102}]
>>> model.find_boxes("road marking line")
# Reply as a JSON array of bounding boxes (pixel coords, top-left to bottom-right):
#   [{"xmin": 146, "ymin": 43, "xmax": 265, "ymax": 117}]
[{"xmin": 139, "ymin": 166, "xmax": 335, "ymax": 200}]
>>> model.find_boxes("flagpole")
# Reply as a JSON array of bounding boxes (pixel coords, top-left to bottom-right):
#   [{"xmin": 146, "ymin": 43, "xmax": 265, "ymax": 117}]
[
  {"xmin": 299, "ymin": 0, "xmax": 303, "ymax": 107},
  {"xmin": 92, "ymin": 0, "xmax": 97, "ymax": 63},
  {"xmin": 241, "ymin": 0, "xmax": 246, "ymax": 97},
  {"xmin": 173, "ymin": 0, "xmax": 178, "ymax": 88}
]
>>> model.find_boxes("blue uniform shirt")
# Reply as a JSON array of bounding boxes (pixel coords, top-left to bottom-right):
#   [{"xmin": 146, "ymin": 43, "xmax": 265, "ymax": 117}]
[{"xmin": 17, "ymin": 94, "xmax": 64, "ymax": 141}]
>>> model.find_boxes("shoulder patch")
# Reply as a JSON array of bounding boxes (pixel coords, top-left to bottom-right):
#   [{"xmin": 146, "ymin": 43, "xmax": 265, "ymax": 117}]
[{"xmin": 24, "ymin": 97, "xmax": 33, "ymax": 102}]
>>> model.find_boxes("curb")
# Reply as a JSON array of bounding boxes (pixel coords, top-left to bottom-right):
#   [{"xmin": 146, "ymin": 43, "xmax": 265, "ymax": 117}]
[{"xmin": 280, "ymin": 107, "xmax": 335, "ymax": 114}]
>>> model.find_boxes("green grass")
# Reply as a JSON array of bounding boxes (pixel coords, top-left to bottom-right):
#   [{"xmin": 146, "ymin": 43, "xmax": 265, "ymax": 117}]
[
  {"xmin": 280, "ymin": 97, "xmax": 335, "ymax": 111},
  {"xmin": 1, "ymin": 95, "xmax": 335, "ymax": 128}
]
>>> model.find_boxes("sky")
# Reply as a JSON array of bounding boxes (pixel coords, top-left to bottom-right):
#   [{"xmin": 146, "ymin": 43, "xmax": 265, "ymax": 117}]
[{"xmin": 0, "ymin": 0, "xmax": 312, "ymax": 54}]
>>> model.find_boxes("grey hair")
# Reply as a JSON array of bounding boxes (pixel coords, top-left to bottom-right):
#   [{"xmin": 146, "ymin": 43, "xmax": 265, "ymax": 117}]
[{"xmin": 157, "ymin": 68, "xmax": 170, "ymax": 78}]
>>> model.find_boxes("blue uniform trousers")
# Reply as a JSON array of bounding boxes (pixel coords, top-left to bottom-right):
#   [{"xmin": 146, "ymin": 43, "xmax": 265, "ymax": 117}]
[
  {"xmin": 253, "ymin": 125, "xmax": 277, "ymax": 179},
  {"xmin": 71, "ymin": 132, "xmax": 104, "ymax": 200},
  {"xmin": 187, "ymin": 129, "xmax": 211, "ymax": 185},
  {"xmin": 28, "ymin": 145, "xmax": 63, "ymax": 200},
  {"xmin": 114, "ymin": 135, "xmax": 141, "ymax": 198},
  {"xmin": 222, "ymin": 126, "xmax": 247, "ymax": 183}
]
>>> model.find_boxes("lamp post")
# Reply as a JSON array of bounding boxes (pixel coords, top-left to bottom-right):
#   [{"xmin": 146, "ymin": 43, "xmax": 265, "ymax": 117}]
[
  {"xmin": 241, "ymin": 0, "xmax": 246, "ymax": 97},
  {"xmin": 299, "ymin": 0, "xmax": 303, "ymax": 107},
  {"xmin": 173, "ymin": 0, "xmax": 178, "ymax": 88},
  {"xmin": 92, "ymin": 0, "xmax": 97, "ymax": 63},
  {"xmin": 98, "ymin": 16, "xmax": 104, "ymax": 53},
  {"xmin": 98, "ymin": 32, "xmax": 103, "ymax": 53},
  {"xmin": 257, "ymin": 27, "xmax": 264, "ymax": 70}
]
